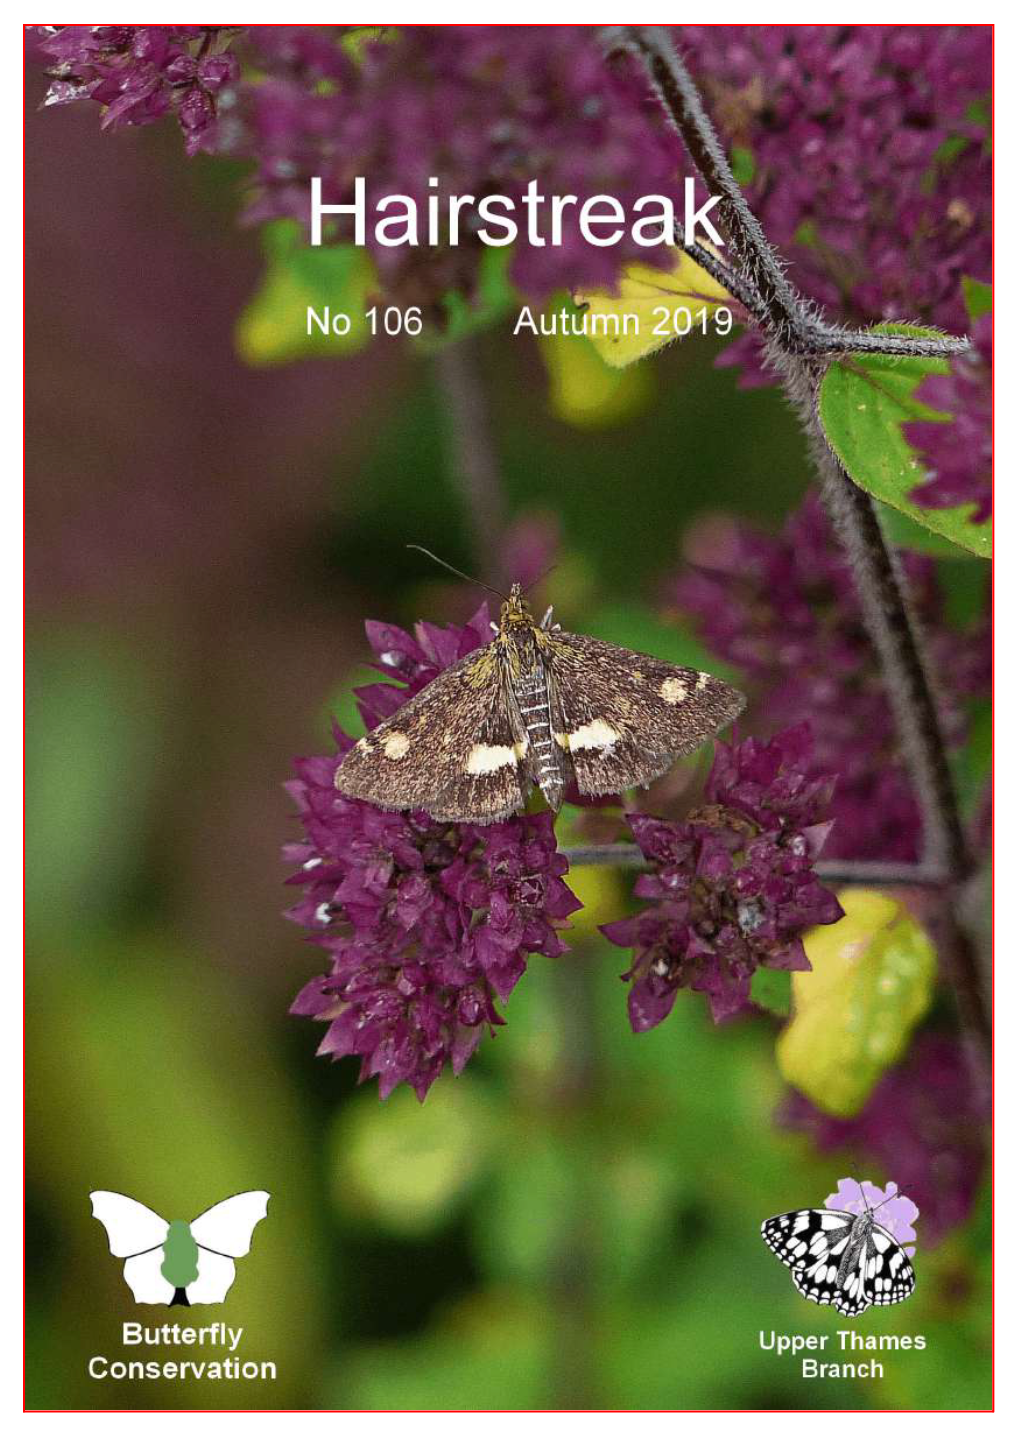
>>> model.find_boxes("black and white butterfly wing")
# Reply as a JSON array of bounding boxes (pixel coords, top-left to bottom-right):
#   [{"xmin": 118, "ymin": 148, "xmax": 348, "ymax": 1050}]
[
  {"xmin": 761, "ymin": 1208, "xmax": 855, "ymax": 1271},
  {"xmin": 791, "ymin": 1239, "xmax": 871, "ymax": 1317},
  {"xmin": 854, "ymin": 1220, "xmax": 917, "ymax": 1312},
  {"xmin": 762, "ymin": 1207, "xmax": 916, "ymax": 1316},
  {"xmin": 546, "ymin": 634, "xmax": 745, "ymax": 797},
  {"xmin": 333, "ymin": 646, "xmax": 530, "ymax": 824}
]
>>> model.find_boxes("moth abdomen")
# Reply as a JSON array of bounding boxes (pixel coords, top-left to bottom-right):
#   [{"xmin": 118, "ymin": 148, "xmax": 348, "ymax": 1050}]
[{"xmin": 512, "ymin": 661, "xmax": 565, "ymax": 811}]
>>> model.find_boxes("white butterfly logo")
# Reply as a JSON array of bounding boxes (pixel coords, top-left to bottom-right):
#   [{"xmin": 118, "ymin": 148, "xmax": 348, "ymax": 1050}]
[{"xmin": 90, "ymin": 1190, "xmax": 270, "ymax": 1306}]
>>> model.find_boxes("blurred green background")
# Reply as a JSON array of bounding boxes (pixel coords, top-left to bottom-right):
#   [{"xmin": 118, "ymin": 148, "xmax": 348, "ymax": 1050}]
[{"xmin": 25, "ymin": 75, "xmax": 990, "ymax": 1410}]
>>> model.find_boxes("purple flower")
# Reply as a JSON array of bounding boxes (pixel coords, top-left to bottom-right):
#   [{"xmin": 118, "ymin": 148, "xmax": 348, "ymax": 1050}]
[
  {"xmin": 35, "ymin": 25, "xmax": 239, "ymax": 155},
  {"xmin": 601, "ymin": 724, "xmax": 842, "ymax": 1028},
  {"xmin": 904, "ymin": 313, "xmax": 992, "ymax": 524},
  {"xmin": 680, "ymin": 27, "xmax": 993, "ymax": 523},
  {"xmin": 235, "ymin": 26, "xmax": 683, "ymax": 302},
  {"xmin": 285, "ymin": 607, "xmax": 581, "ymax": 1100},
  {"xmin": 825, "ymin": 1177, "xmax": 918, "ymax": 1257},
  {"xmin": 683, "ymin": 26, "xmax": 991, "ymax": 339},
  {"xmin": 781, "ymin": 1035, "xmax": 987, "ymax": 1243},
  {"xmin": 668, "ymin": 495, "xmax": 987, "ymax": 862}
]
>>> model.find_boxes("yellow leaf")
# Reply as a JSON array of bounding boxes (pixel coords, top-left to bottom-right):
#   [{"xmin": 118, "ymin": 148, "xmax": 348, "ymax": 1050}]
[
  {"xmin": 573, "ymin": 247, "xmax": 733, "ymax": 369},
  {"xmin": 541, "ymin": 331, "xmax": 653, "ymax": 428},
  {"xmin": 776, "ymin": 889, "xmax": 936, "ymax": 1117},
  {"xmin": 236, "ymin": 246, "xmax": 375, "ymax": 367}
]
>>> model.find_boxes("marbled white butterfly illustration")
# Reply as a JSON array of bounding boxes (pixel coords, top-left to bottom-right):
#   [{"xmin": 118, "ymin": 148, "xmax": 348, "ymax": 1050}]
[
  {"xmin": 335, "ymin": 568, "xmax": 745, "ymax": 825},
  {"xmin": 761, "ymin": 1181, "xmax": 917, "ymax": 1317},
  {"xmin": 91, "ymin": 1190, "xmax": 270, "ymax": 1306}
]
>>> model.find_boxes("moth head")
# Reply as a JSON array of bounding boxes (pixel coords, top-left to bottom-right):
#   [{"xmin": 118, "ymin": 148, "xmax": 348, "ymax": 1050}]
[{"xmin": 500, "ymin": 582, "xmax": 533, "ymax": 628}]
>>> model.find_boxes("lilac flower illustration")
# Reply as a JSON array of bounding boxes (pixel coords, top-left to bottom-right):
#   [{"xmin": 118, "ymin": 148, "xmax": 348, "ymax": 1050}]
[{"xmin": 826, "ymin": 1177, "xmax": 919, "ymax": 1257}]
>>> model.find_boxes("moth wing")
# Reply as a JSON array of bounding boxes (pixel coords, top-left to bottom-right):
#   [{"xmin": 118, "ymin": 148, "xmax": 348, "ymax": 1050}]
[
  {"xmin": 547, "ymin": 634, "xmax": 745, "ymax": 797},
  {"xmin": 190, "ymin": 1190, "xmax": 270, "ymax": 1258},
  {"xmin": 122, "ymin": 1245, "xmax": 176, "ymax": 1306},
  {"xmin": 858, "ymin": 1223, "xmax": 916, "ymax": 1308},
  {"xmin": 334, "ymin": 646, "xmax": 530, "ymax": 825},
  {"xmin": 761, "ymin": 1208, "xmax": 854, "ymax": 1269},
  {"xmin": 90, "ymin": 1190, "xmax": 169, "ymax": 1258},
  {"xmin": 186, "ymin": 1249, "xmax": 237, "ymax": 1305}
]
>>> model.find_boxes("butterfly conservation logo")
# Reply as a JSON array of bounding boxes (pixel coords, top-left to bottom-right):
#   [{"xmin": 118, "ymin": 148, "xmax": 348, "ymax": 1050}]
[
  {"xmin": 87, "ymin": 1189, "xmax": 276, "ymax": 1386},
  {"xmin": 90, "ymin": 1189, "xmax": 270, "ymax": 1306}
]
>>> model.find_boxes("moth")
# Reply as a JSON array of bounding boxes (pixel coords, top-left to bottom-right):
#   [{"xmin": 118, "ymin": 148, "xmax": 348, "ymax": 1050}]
[
  {"xmin": 334, "ymin": 581, "xmax": 746, "ymax": 824},
  {"xmin": 90, "ymin": 1190, "xmax": 270, "ymax": 1306},
  {"xmin": 761, "ymin": 1187, "xmax": 917, "ymax": 1318}
]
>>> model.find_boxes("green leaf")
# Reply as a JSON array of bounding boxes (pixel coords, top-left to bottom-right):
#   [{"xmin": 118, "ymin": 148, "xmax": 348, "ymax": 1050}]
[
  {"xmin": 749, "ymin": 966, "xmax": 792, "ymax": 1018},
  {"xmin": 818, "ymin": 325, "xmax": 991, "ymax": 558},
  {"xmin": 236, "ymin": 220, "xmax": 375, "ymax": 366},
  {"xmin": 414, "ymin": 247, "xmax": 518, "ymax": 353},
  {"xmin": 876, "ymin": 501, "xmax": 973, "ymax": 558},
  {"xmin": 776, "ymin": 889, "xmax": 936, "ymax": 1117},
  {"xmin": 962, "ymin": 275, "xmax": 993, "ymax": 322},
  {"xmin": 730, "ymin": 145, "xmax": 755, "ymax": 187}
]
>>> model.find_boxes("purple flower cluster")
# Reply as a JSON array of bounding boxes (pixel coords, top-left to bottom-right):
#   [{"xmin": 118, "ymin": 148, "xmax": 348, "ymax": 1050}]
[
  {"xmin": 669, "ymin": 495, "xmax": 986, "ymax": 862},
  {"xmin": 602, "ymin": 724, "xmax": 842, "ymax": 1028},
  {"xmin": 237, "ymin": 25, "xmax": 680, "ymax": 301},
  {"xmin": 36, "ymin": 25, "xmax": 239, "ymax": 155},
  {"xmin": 782, "ymin": 1035, "xmax": 987, "ymax": 1243},
  {"xmin": 683, "ymin": 25, "xmax": 992, "ymax": 337},
  {"xmin": 906, "ymin": 313, "xmax": 993, "ymax": 524},
  {"xmin": 285, "ymin": 605, "xmax": 581, "ymax": 1100}
]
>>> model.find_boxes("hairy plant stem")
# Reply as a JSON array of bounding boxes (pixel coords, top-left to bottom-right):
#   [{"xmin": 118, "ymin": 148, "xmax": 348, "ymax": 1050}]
[
  {"xmin": 619, "ymin": 26, "xmax": 970, "ymax": 361},
  {"xmin": 619, "ymin": 27, "xmax": 989, "ymax": 1052}
]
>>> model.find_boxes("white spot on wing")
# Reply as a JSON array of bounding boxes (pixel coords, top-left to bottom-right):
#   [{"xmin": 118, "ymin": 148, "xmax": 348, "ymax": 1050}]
[
  {"xmin": 466, "ymin": 743, "xmax": 518, "ymax": 775},
  {"xmin": 566, "ymin": 718, "xmax": 618, "ymax": 752},
  {"xmin": 660, "ymin": 677, "xmax": 687, "ymax": 704},
  {"xmin": 383, "ymin": 732, "xmax": 410, "ymax": 760}
]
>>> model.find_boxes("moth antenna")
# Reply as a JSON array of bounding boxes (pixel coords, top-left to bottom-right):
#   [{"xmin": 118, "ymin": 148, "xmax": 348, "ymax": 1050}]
[
  {"xmin": 523, "ymin": 560, "xmax": 559, "ymax": 592},
  {"xmin": 406, "ymin": 545, "xmax": 509, "ymax": 602},
  {"xmin": 847, "ymin": 1157, "xmax": 869, "ymax": 1212}
]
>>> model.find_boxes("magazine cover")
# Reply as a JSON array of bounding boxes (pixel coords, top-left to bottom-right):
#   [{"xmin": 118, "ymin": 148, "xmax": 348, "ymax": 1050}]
[{"xmin": 25, "ymin": 23, "xmax": 993, "ymax": 1412}]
